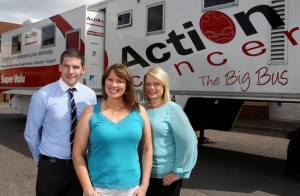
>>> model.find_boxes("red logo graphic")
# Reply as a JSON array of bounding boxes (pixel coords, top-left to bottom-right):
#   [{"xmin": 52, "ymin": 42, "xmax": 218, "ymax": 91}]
[{"xmin": 200, "ymin": 11, "xmax": 236, "ymax": 44}]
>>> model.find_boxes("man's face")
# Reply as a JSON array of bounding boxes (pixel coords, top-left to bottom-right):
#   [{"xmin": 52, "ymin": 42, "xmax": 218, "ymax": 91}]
[{"xmin": 59, "ymin": 56, "xmax": 85, "ymax": 87}]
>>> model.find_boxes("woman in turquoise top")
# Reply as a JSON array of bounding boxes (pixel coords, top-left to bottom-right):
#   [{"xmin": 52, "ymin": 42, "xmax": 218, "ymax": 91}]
[
  {"xmin": 143, "ymin": 67, "xmax": 198, "ymax": 196},
  {"xmin": 73, "ymin": 64, "xmax": 153, "ymax": 196}
]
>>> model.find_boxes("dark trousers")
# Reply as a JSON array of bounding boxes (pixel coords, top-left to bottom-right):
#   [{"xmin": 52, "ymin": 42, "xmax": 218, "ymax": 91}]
[
  {"xmin": 36, "ymin": 157, "xmax": 82, "ymax": 196},
  {"xmin": 146, "ymin": 177, "xmax": 182, "ymax": 196}
]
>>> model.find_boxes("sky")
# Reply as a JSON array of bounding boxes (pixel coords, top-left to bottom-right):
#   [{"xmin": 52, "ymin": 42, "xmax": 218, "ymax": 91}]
[{"xmin": 0, "ymin": 0, "xmax": 101, "ymax": 24}]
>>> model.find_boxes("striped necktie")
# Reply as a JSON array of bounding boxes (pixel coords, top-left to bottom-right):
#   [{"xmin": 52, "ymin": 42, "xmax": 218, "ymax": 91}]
[{"xmin": 68, "ymin": 88, "xmax": 77, "ymax": 155}]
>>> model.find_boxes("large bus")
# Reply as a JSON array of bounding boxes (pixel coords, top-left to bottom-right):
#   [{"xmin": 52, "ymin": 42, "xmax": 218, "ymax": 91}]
[{"xmin": 1, "ymin": 0, "xmax": 299, "ymax": 133}]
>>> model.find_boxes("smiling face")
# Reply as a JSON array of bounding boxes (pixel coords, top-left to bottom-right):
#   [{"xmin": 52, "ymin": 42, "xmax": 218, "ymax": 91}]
[
  {"xmin": 144, "ymin": 74, "xmax": 164, "ymax": 103},
  {"xmin": 105, "ymin": 69, "xmax": 126, "ymax": 99},
  {"xmin": 59, "ymin": 56, "xmax": 85, "ymax": 87}
]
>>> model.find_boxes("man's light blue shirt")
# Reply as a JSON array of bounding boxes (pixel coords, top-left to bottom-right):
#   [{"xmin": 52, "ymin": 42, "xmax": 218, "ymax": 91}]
[{"xmin": 24, "ymin": 78, "xmax": 97, "ymax": 164}]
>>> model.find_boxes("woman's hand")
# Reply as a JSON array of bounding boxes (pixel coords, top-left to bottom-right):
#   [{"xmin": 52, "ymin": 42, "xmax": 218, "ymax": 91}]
[
  {"xmin": 163, "ymin": 172, "xmax": 181, "ymax": 186},
  {"xmin": 132, "ymin": 185, "xmax": 147, "ymax": 196}
]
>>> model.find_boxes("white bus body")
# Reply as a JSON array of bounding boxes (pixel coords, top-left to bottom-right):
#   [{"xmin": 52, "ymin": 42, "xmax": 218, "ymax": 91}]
[{"xmin": 1, "ymin": 0, "xmax": 299, "ymax": 128}]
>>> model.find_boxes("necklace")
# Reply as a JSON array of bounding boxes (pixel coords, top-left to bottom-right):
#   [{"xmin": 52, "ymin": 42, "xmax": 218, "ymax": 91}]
[
  {"xmin": 106, "ymin": 101, "xmax": 124, "ymax": 115},
  {"xmin": 147, "ymin": 99, "xmax": 164, "ymax": 107}
]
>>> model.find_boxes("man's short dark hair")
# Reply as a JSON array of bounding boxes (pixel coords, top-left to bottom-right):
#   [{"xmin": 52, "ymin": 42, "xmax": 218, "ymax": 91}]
[{"xmin": 60, "ymin": 48, "xmax": 85, "ymax": 66}]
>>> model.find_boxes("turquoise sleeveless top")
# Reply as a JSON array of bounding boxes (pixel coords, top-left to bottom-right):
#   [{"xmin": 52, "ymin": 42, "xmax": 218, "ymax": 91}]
[{"xmin": 88, "ymin": 103, "xmax": 144, "ymax": 189}]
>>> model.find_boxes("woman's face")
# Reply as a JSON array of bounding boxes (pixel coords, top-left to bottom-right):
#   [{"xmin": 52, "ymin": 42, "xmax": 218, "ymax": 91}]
[
  {"xmin": 105, "ymin": 69, "xmax": 126, "ymax": 99},
  {"xmin": 144, "ymin": 74, "xmax": 164, "ymax": 101}
]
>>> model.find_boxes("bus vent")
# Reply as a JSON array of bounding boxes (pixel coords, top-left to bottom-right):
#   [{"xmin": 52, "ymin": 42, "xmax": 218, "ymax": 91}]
[{"xmin": 269, "ymin": 0, "xmax": 287, "ymax": 65}]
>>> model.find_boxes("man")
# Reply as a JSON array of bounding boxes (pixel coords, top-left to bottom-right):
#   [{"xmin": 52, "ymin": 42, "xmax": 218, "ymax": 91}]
[{"xmin": 24, "ymin": 48, "xmax": 97, "ymax": 196}]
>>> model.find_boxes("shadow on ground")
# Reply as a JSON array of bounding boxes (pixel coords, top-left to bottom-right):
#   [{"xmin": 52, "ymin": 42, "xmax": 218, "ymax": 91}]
[{"xmin": 183, "ymin": 146, "xmax": 300, "ymax": 196}]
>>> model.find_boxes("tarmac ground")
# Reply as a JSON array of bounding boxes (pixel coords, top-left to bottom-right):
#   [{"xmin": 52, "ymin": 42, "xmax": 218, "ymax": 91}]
[{"xmin": 234, "ymin": 118, "xmax": 299, "ymax": 136}]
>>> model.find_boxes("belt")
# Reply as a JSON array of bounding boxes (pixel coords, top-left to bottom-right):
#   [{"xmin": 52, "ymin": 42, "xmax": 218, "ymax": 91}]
[{"xmin": 40, "ymin": 155, "xmax": 73, "ymax": 165}]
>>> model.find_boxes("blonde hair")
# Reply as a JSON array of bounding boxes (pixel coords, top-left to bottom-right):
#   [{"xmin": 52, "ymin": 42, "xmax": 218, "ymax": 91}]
[{"xmin": 143, "ymin": 67, "xmax": 171, "ymax": 105}]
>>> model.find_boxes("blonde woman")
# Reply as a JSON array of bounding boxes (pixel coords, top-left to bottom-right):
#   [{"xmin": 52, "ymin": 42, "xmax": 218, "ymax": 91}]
[{"xmin": 143, "ymin": 67, "xmax": 198, "ymax": 196}]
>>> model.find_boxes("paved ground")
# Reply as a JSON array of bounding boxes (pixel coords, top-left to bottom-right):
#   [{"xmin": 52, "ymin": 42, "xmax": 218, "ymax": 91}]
[
  {"xmin": 0, "ymin": 102, "xmax": 36, "ymax": 196},
  {"xmin": 234, "ymin": 118, "xmax": 299, "ymax": 135}
]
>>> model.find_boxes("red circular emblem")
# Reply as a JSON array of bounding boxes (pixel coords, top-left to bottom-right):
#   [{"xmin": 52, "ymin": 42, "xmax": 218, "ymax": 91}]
[{"xmin": 200, "ymin": 11, "xmax": 236, "ymax": 44}]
